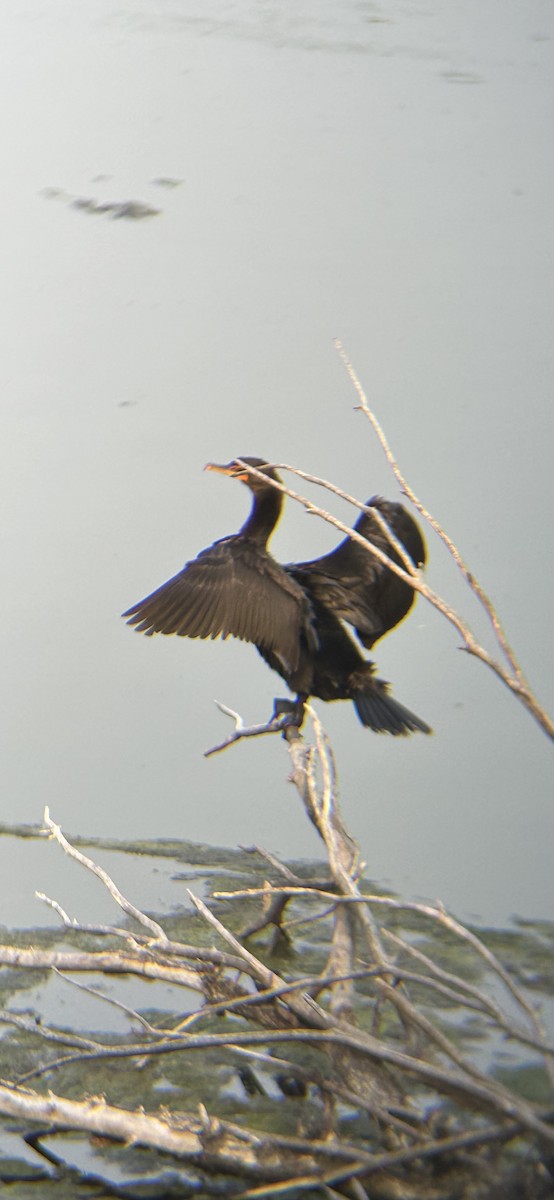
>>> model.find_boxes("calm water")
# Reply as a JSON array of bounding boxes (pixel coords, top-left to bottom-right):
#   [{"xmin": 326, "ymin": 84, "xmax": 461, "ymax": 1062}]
[{"xmin": 0, "ymin": 0, "xmax": 553, "ymax": 927}]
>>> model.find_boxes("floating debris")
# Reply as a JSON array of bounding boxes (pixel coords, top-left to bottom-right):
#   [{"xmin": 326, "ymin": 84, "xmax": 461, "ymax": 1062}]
[
  {"xmin": 151, "ymin": 176, "xmax": 183, "ymax": 189},
  {"xmin": 441, "ymin": 69, "xmax": 483, "ymax": 85},
  {"xmin": 71, "ymin": 197, "xmax": 160, "ymax": 220},
  {"xmin": 41, "ymin": 187, "xmax": 160, "ymax": 220}
]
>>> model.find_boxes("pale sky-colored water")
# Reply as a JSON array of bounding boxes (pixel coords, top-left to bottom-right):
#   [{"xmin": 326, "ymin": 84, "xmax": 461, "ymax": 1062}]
[{"xmin": 0, "ymin": 0, "xmax": 553, "ymax": 926}]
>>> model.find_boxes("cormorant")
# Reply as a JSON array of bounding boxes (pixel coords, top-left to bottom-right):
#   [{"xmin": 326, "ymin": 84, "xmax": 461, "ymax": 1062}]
[{"xmin": 123, "ymin": 458, "xmax": 430, "ymax": 735}]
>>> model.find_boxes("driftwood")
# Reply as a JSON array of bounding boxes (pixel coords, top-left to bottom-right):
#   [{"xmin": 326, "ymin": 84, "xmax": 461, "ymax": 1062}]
[{"xmin": 0, "ymin": 724, "xmax": 552, "ymax": 1198}]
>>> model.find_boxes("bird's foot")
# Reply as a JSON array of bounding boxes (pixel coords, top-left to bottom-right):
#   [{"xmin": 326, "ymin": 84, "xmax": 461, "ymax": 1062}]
[{"xmin": 272, "ymin": 697, "xmax": 306, "ymax": 728}]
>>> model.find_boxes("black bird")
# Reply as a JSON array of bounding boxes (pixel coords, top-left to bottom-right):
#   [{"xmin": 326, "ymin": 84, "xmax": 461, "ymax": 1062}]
[{"xmin": 123, "ymin": 458, "xmax": 430, "ymax": 735}]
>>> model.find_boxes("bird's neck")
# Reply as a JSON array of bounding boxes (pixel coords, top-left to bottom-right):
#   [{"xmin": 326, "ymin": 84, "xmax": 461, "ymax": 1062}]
[{"xmin": 240, "ymin": 488, "xmax": 283, "ymax": 545}]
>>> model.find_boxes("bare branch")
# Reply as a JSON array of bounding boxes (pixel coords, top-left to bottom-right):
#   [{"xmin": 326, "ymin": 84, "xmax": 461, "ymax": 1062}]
[
  {"xmin": 42, "ymin": 807, "xmax": 168, "ymax": 941},
  {"xmin": 0, "ymin": 941, "xmax": 202, "ymax": 988},
  {"xmin": 204, "ymin": 703, "xmax": 294, "ymax": 756}
]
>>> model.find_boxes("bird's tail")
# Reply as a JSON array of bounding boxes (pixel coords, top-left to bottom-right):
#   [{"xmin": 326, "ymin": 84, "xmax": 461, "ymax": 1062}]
[{"xmin": 352, "ymin": 674, "xmax": 431, "ymax": 736}]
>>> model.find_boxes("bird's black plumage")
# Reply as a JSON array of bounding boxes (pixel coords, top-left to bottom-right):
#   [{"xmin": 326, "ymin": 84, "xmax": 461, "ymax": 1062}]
[
  {"xmin": 292, "ymin": 496, "xmax": 426, "ymax": 649},
  {"xmin": 123, "ymin": 458, "xmax": 430, "ymax": 736}
]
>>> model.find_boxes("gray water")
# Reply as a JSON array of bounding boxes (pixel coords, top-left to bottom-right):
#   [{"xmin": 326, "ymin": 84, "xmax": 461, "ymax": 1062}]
[{"xmin": 1, "ymin": 0, "xmax": 553, "ymax": 928}]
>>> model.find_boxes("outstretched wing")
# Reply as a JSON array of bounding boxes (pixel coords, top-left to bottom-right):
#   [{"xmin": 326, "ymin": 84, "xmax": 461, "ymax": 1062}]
[
  {"xmin": 291, "ymin": 498, "xmax": 426, "ymax": 649},
  {"xmin": 123, "ymin": 537, "xmax": 316, "ymax": 673}
]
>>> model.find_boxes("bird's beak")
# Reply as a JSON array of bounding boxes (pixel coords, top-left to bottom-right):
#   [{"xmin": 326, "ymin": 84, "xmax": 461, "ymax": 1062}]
[
  {"xmin": 204, "ymin": 461, "xmax": 249, "ymax": 481},
  {"xmin": 204, "ymin": 461, "xmax": 231, "ymax": 475}
]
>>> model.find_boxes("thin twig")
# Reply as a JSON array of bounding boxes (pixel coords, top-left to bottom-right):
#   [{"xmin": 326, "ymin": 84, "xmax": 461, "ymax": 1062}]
[
  {"xmin": 382, "ymin": 929, "xmax": 554, "ymax": 1066},
  {"xmin": 204, "ymin": 703, "xmax": 295, "ymax": 756},
  {"xmin": 335, "ymin": 340, "xmax": 524, "ymax": 676},
  {"xmin": 42, "ymin": 807, "xmax": 168, "ymax": 942},
  {"xmin": 360, "ymin": 895, "xmax": 542, "ymax": 1029},
  {"xmin": 51, "ymin": 969, "xmax": 159, "ymax": 1035}
]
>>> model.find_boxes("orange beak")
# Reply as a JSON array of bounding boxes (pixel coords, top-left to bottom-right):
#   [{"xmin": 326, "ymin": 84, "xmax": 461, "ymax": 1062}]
[{"xmin": 204, "ymin": 461, "xmax": 249, "ymax": 481}]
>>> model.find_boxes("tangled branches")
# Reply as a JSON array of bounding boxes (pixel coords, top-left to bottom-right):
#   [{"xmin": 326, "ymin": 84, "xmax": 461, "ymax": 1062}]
[{"xmin": 1, "ymin": 732, "xmax": 552, "ymax": 1197}]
